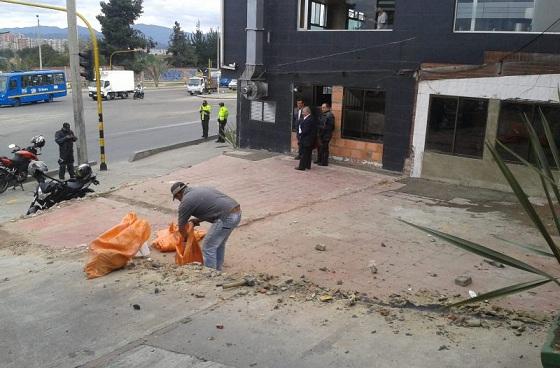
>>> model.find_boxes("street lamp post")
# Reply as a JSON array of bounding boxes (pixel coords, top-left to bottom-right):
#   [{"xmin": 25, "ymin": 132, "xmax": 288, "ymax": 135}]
[
  {"xmin": 109, "ymin": 48, "xmax": 143, "ymax": 70},
  {"xmin": 36, "ymin": 14, "xmax": 42, "ymax": 69}
]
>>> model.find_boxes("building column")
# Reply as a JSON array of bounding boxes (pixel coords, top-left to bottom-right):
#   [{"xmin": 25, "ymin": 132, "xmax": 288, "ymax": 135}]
[{"xmin": 483, "ymin": 99, "xmax": 500, "ymax": 161}]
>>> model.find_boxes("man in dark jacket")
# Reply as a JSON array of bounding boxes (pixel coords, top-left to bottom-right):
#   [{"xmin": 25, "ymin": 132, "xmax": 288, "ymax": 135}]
[
  {"xmin": 293, "ymin": 99, "xmax": 305, "ymax": 160},
  {"xmin": 316, "ymin": 103, "xmax": 335, "ymax": 166},
  {"xmin": 55, "ymin": 122, "xmax": 77, "ymax": 179},
  {"xmin": 295, "ymin": 107, "xmax": 317, "ymax": 171}
]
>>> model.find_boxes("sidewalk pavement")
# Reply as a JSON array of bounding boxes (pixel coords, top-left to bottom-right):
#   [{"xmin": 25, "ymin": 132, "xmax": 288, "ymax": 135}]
[
  {"xmin": 1, "ymin": 144, "xmax": 557, "ymax": 367},
  {"xmin": 3, "ymin": 148, "xmax": 559, "ymax": 315}
]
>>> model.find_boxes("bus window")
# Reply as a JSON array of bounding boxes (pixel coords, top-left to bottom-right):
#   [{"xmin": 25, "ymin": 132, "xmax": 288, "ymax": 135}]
[
  {"xmin": 54, "ymin": 73, "xmax": 65, "ymax": 85},
  {"xmin": 9, "ymin": 79, "xmax": 17, "ymax": 90},
  {"xmin": 46, "ymin": 74, "xmax": 53, "ymax": 85},
  {"xmin": 0, "ymin": 76, "xmax": 7, "ymax": 92}
]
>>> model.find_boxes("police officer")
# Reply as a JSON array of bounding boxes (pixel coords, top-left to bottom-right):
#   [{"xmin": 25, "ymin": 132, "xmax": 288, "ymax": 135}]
[
  {"xmin": 55, "ymin": 122, "xmax": 77, "ymax": 180},
  {"xmin": 217, "ymin": 102, "xmax": 229, "ymax": 143},
  {"xmin": 199, "ymin": 100, "xmax": 211, "ymax": 139}
]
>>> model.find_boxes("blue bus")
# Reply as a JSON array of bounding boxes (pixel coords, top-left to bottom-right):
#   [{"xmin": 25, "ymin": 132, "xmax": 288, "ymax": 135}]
[{"xmin": 0, "ymin": 70, "xmax": 67, "ymax": 107}]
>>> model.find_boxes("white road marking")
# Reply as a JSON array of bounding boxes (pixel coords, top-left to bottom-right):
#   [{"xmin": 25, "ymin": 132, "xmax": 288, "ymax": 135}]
[{"xmin": 110, "ymin": 120, "xmax": 201, "ymax": 137}]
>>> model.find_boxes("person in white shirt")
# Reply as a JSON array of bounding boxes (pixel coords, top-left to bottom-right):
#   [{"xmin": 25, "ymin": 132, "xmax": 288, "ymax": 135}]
[{"xmin": 377, "ymin": 8, "xmax": 388, "ymax": 29}]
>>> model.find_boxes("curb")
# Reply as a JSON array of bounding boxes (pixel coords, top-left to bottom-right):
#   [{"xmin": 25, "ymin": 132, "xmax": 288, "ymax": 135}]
[
  {"xmin": 194, "ymin": 93, "xmax": 237, "ymax": 100},
  {"xmin": 129, "ymin": 136, "xmax": 219, "ymax": 162}
]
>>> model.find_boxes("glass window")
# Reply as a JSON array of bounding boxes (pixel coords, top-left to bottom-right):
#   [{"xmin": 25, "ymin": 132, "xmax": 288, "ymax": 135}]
[
  {"xmin": 299, "ymin": 0, "xmax": 395, "ymax": 30},
  {"xmin": 426, "ymin": 96, "xmax": 489, "ymax": 158},
  {"xmin": 54, "ymin": 73, "xmax": 65, "ymax": 85},
  {"xmin": 0, "ymin": 76, "xmax": 7, "ymax": 92},
  {"xmin": 342, "ymin": 88, "xmax": 385, "ymax": 142},
  {"xmin": 455, "ymin": 0, "xmax": 560, "ymax": 33},
  {"xmin": 250, "ymin": 101, "xmax": 276, "ymax": 123},
  {"xmin": 497, "ymin": 101, "xmax": 560, "ymax": 166},
  {"xmin": 45, "ymin": 74, "xmax": 53, "ymax": 85},
  {"xmin": 9, "ymin": 78, "xmax": 17, "ymax": 90}
]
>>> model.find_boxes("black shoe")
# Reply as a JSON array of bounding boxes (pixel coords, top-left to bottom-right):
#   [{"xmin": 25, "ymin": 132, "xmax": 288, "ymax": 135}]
[
  {"xmin": 294, "ymin": 156, "xmax": 301, "ymax": 160},
  {"xmin": 294, "ymin": 167, "xmax": 305, "ymax": 171},
  {"xmin": 313, "ymin": 161, "xmax": 320, "ymax": 164},
  {"xmin": 318, "ymin": 163, "xmax": 328, "ymax": 166}
]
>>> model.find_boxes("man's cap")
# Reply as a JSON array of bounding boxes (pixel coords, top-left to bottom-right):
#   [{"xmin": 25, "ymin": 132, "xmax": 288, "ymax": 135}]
[
  {"xmin": 171, "ymin": 181, "xmax": 187, "ymax": 200},
  {"xmin": 62, "ymin": 122, "xmax": 70, "ymax": 128}
]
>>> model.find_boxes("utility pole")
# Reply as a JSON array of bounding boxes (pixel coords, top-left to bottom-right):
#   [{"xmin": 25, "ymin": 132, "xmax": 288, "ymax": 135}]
[
  {"xmin": 36, "ymin": 14, "xmax": 42, "ymax": 69},
  {"xmin": 66, "ymin": 0, "xmax": 88, "ymax": 164}
]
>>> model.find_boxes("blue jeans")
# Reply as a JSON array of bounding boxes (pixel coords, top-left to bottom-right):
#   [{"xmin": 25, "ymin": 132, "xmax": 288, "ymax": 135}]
[{"xmin": 203, "ymin": 211, "xmax": 242, "ymax": 270}]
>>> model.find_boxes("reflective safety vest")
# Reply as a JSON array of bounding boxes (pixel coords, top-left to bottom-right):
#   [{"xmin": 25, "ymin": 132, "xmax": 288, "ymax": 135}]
[
  {"xmin": 200, "ymin": 104, "xmax": 211, "ymax": 120},
  {"xmin": 218, "ymin": 106, "xmax": 229, "ymax": 122}
]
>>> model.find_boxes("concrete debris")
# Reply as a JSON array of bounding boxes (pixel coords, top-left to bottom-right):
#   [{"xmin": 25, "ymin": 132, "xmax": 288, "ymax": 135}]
[
  {"xmin": 438, "ymin": 345, "xmax": 449, "ymax": 351},
  {"xmin": 368, "ymin": 260, "xmax": 378, "ymax": 274},
  {"xmin": 454, "ymin": 275, "xmax": 472, "ymax": 287},
  {"xmin": 388, "ymin": 294, "xmax": 408, "ymax": 308},
  {"xmin": 315, "ymin": 244, "xmax": 327, "ymax": 251},
  {"xmin": 464, "ymin": 318, "xmax": 482, "ymax": 328},
  {"xmin": 216, "ymin": 324, "xmax": 224, "ymax": 329},
  {"xmin": 132, "ymin": 304, "xmax": 141, "ymax": 310},
  {"xmin": 319, "ymin": 295, "xmax": 333, "ymax": 302}
]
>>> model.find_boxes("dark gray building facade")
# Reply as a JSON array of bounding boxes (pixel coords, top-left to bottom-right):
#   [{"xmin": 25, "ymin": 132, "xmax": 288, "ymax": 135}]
[{"xmin": 221, "ymin": 0, "xmax": 560, "ymax": 172}]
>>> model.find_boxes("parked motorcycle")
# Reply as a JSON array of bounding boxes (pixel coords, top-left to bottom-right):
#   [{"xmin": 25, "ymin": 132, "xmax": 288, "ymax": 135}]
[
  {"xmin": 26, "ymin": 161, "xmax": 99, "ymax": 215},
  {"xmin": 0, "ymin": 135, "xmax": 46, "ymax": 193},
  {"xmin": 133, "ymin": 86, "xmax": 144, "ymax": 100}
]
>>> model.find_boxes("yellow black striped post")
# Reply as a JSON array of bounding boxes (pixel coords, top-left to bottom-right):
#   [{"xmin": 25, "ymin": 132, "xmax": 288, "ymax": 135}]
[{"xmin": 98, "ymin": 113, "xmax": 107, "ymax": 170}]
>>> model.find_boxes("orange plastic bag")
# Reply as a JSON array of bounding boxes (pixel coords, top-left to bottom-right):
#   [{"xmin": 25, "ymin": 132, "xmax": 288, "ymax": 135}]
[
  {"xmin": 152, "ymin": 223, "xmax": 182, "ymax": 252},
  {"xmin": 84, "ymin": 212, "xmax": 151, "ymax": 279},
  {"xmin": 175, "ymin": 223, "xmax": 205, "ymax": 266}
]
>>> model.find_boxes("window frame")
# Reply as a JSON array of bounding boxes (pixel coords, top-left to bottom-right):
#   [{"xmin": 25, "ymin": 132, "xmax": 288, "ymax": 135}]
[
  {"xmin": 425, "ymin": 94, "xmax": 489, "ymax": 159},
  {"xmin": 297, "ymin": 0, "xmax": 395, "ymax": 32},
  {"xmin": 341, "ymin": 88, "xmax": 386, "ymax": 143},
  {"xmin": 453, "ymin": 0, "xmax": 560, "ymax": 35}
]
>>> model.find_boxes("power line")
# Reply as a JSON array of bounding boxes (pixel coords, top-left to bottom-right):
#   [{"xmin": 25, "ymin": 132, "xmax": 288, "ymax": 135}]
[{"xmin": 499, "ymin": 17, "xmax": 560, "ymax": 63}]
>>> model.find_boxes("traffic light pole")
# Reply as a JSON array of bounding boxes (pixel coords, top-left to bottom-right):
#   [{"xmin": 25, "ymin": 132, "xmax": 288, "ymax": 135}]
[
  {"xmin": 0, "ymin": 0, "xmax": 107, "ymax": 171},
  {"xmin": 66, "ymin": 0, "xmax": 87, "ymax": 165}
]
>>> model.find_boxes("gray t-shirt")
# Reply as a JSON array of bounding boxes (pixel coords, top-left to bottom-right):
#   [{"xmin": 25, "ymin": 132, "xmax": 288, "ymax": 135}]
[{"xmin": 178, "ymin": 187, "xmax": 239, "ymax": 227}]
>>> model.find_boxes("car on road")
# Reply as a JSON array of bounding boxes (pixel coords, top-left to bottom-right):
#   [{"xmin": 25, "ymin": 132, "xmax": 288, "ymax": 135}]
[
  {"xmin": 228, "ymin": 79, "xmax": 237, "ymax": 90},
  {"xmin": 220, "ymin": 78, "xmax": 231, "ymax": 87}
]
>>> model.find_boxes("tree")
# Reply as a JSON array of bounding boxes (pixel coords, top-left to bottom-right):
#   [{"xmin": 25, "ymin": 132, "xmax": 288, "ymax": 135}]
[
  {"xmin": 188, "ymin": 21, "xmax": 218, "ymax": 68},
  {"xmin": 167, "ymin": 21, "xmax": 196, "ymax": 67},
  {"xmin": 97, "ymin": 0, "xmax": 146, "ymax": 67},
  {"xmin": 143, "ymin": 54, "xmax": 168, "ymax": 87},
  {"xmin": 16, "ymin": 45, "xmax": 69, "ymax": 69}
]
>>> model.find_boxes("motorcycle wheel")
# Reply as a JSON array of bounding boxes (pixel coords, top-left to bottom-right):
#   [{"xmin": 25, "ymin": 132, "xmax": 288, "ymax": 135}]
[
  {"xmin": 140, "ymin": 94, "xmax": 144, "ymax": 99},
  {"xmin": 0, "ymin": 173, "xmax": 8, "ymax": 194}
]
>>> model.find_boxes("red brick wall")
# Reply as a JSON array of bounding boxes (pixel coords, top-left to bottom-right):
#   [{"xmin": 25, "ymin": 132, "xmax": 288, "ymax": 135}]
[{"xmin": 292, "ymin": 86, "xmax": 383, "ymax": 165}]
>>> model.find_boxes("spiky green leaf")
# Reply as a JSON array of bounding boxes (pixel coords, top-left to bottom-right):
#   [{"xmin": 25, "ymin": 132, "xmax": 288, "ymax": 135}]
[
  {"xmin": 449, "ymin": 278, "xmax": 553, "ymax": 307},
  {"xmin": 492, "ymin": 235, "xmax": 555, "ymax": 258}
]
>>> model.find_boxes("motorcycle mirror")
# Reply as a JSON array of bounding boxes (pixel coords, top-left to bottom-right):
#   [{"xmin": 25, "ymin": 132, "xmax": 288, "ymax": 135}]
[{"xmin": 8, "ymin": 144, "xmax": 15, "ymax": 149}]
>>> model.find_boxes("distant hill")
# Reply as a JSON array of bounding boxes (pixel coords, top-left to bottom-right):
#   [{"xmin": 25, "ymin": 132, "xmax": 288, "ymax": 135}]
[{"xmin": 0, "ymin": 24, "xmax": 174, "ymax": 47}]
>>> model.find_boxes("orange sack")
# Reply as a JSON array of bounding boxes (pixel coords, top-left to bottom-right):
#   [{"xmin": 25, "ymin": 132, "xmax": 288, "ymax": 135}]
[
  {"xmin": 152, "ymin": 223, "xmax": 182, "ymax": 252},
  {"xmin": 84, "ymin": 212, "xmax": 151, "ymax": 279},
  {"xmin": 175, "ymin": 223, "xmax": 205, "ymax": 266}
]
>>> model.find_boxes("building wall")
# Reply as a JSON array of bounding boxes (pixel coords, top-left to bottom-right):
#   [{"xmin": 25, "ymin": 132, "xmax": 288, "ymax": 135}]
[
  {"xmin": 223, "ymin": 0, "xmax": 560, "ymax": 172},
  {"xmin": 411, "ymin": 74, "xmax": 560, "ymax": 195}
]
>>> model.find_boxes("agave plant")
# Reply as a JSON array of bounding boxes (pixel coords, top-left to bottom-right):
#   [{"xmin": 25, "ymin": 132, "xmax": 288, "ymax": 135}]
[
  {"xmin": 403, "ymin": 105, "xmax": 560, "ymax": 307},
  {"xmin": 223, "ymin": 125, "xmax": 239, "ymax": 149}
]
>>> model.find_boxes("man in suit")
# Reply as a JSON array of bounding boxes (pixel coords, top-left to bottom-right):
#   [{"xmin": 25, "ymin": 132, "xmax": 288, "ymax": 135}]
[
  {"xmin": 293, "ymin": 99, "xmax": 305, "ymax": 160},
  {"xmin": 295, "ymin": 106, "xmax": 317, "ymax": 171},
  {"xmin": 315, "ymin": 103, "xmax": 335, "ymax": 166}
]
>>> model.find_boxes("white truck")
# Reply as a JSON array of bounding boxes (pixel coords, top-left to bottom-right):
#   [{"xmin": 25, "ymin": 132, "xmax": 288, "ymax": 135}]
[
  {"xmin": 88, "ymin": 70, "xmax": 135, "ymax": 100},
  {"xmin": 186, "ymin": 76, "xmax": 217, "ymax": 95}
]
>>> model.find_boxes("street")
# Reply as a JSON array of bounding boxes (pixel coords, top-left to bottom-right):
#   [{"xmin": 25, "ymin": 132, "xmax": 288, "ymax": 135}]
[{"xmin": 0, "ymin": 87, "xmax": 236, "ymax": 169}]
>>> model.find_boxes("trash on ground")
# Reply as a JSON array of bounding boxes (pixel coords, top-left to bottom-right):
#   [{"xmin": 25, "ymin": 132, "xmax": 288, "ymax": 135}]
[
  {"xmin": 368, "ymin": 260, "xmax": 378, "ymax": 274},
  {"xmin": 454, "ymin": 275, "xmax": 472, "ymax": 287},
  {"xmin": 468, "ymin": 290, "xmax": 478, "ymax": 298},
  {"xmin": 222, "ymin": 276, "xmax": 256, "ymax": 289}
]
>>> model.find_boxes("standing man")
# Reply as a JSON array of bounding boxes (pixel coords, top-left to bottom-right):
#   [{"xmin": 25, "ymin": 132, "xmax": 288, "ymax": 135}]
[
  {"xmin": 200, "ymin": 100, "xmax": 212, "ymax": 139},
  {"xmin": 55, "ymin": 122, "xmax": 77, "ymax": 180},
  {"xmin": 316, "ymin": 103, "xmax": 335, "ymax": 166},
  {"xmin": 293, "ymin": 99, "xmax": 305, "ymax": 160},
  {"xmin": 171, "ymin": 182, "xmax": 241, "ymax": 271},
  {"xmin": 216, "ymin": 102, "xmax": 229, "ymax": 143},
  {"xmin": 295, "ymin": 106, "xmax": 317, "ymax": 171},
  {"xmin": 377, "ymin": 8, "xmax": 388, "ymax": 29}
]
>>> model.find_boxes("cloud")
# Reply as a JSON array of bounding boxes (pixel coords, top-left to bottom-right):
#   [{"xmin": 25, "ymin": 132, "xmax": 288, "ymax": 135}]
[{"xmin": 0, "ymin": 0, "xmax": 220, "ymax": 31}]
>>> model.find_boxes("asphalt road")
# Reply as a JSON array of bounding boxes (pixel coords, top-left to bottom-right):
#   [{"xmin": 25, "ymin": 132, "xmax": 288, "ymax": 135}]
[{"xmin": 0, "ymin": 88, "xmax": 237, "ymax": 170}]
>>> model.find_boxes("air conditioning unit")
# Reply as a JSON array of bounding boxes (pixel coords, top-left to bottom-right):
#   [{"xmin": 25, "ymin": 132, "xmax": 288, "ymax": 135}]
[{"xmin": 241, "ymin": 80, "xmax": 268, "ymax": 100}]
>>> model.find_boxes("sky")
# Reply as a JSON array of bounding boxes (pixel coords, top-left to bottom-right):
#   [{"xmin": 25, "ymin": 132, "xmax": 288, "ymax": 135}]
[{"xmin": 0, "ymin": 0, "xmax": 221, "ymax": 31}]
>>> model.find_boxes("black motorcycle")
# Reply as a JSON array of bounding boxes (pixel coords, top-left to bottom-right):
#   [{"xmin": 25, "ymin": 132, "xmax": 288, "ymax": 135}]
[
  {"xmin": 133, "ymin": 87, "xmax": 144, "ymax": 100},
  {"xmin": 26, "ymin": 161, "xmax": 99, "ymax": 215}
]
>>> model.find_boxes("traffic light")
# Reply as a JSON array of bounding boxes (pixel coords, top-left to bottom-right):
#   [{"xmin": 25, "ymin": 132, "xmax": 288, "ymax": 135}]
[{"xmin": 79, "ymin": 50, "xmax": 94, "ymax": 81}]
